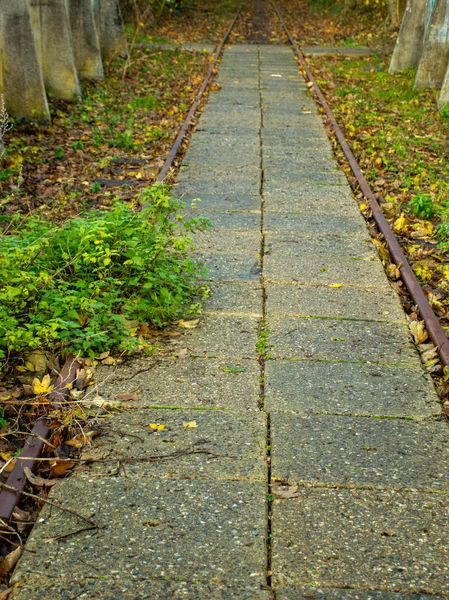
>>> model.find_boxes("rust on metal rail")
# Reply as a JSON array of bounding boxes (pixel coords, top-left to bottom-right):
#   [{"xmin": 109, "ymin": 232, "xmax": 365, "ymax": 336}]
[
  {"xmin": 272, "ymin": 1, "xmax": 449, "ymax": 366},
  {"xmin": 0, "ymin": 356, "xmax": 81, "ymax": 520}
]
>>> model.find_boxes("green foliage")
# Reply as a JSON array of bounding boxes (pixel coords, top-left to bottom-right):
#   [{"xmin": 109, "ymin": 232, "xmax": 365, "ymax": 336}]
[
  {"xmin": 0, "ymin": 184, "xmax": 210, "ymax": 360},
  {"xmin": 408, "ymin": 193, "xmax": 434, "ymax": 219}
]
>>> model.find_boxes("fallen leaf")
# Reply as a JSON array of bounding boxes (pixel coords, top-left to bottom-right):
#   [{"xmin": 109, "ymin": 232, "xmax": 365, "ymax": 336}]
[
  {"xmin": 183, "ymin": 420, "xmax": 198, "ymax": 429},
  {"xmin": 410, "ymin": 320, "xmax": 428, "ymax": 344},
  {"xmin": 386, "ymin": 263, "xmax": 401, "ymax": 280},
  {"xmin": 50, "ymin": 460, "xmax": 76, "ymax": 476},
  {"xmin": 394, "ymin": 213, "xmax": 408, "ymax": 233},
  {"xmin": 66, "ymin": 434, "xmax": 89, "ymax": 448},
  {"xmin": 149, "ymin": 423, "xmax": 165, "ymax": 431},
  {"xmin": 24, "ymin": 467, "xmax": 59, "ymax": 487},
  {"xmin": 328, "ymin": 283, "xmax": 342, "ymax": 288},
  {"xmin": 177, "ymin": 319, "xmax": 200, "ymax": 329},
  {"xmin": 32, "ymin": 374, "xmax": 53, "ymax": 396},
  {"xmin": 273, "ymin": 485, "xmax": 301, "ymax": 499},
  {"xmin": 118, "ymin": 392, "xmax": 139, "ymax": 402},
  {"xmin": 1, "ymin": 546, "xmax": 22, "ymax": 573}
]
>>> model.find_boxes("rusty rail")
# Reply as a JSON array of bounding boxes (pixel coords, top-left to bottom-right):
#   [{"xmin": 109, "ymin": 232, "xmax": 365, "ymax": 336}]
[
  {"xmin": 272, "ymin": 1, "xmax": 449, "ymax": 366},
  {"xmin": 0, "ymin": 356, "xmax": 80, "ymax": 520}
]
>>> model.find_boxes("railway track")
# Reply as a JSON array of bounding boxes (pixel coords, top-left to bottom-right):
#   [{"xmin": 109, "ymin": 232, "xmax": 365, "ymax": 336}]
[{"xmin": 2, "ymin": 2, "xmax": 449, "ymax": 595}]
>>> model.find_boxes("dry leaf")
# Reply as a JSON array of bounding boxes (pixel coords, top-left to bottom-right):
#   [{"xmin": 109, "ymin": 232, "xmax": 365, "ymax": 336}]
[
  {"xmin": 24, "ymin": 466, "xmax": 59, "ymax": 487},
  {"xmin": 66, "ymin": 434, "xmax": 89, "ymax": 449},
  {"xmin": 183, "ymin": 420, "xmax": 198, "ymax": 429},
  {"xmin": 32, "ymin": 374, "xmax": 53, "ymax": 396},
  {"xmin": 273, "ymin": 485, "xmax": 301, "ymax": 499},
  {"xmin": 410, "ymin": 320, "xmax": 428, "ymax": 344},
  {"xmin": 50, "ymin": 460, "xmax": 76, "ymax": 476},
  {"xmin": 118, "ymin": 392, "xmax": 139, "ymax": 402},
  {"xmin": 328, "ymin": 283, "xmax": 342, "ymax": 288},
  {"xmin": 386, "ymin": 263, "xmax": 401, "ymax": 280},
  {"xmin": 177, "ymin": 319, "xmax": 200, "ymax": 329},
  {"xmin": 1, "ymin": 545, "xmax": 22, "ymax": 573}
]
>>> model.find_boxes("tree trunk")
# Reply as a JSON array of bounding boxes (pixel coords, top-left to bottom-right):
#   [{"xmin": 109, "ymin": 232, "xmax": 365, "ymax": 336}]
[
  {"xmin": 415, "ymin": 0, "xmax": 449, "ymax": 88},
  {"xmin": 0, "ymin": 0, "xmax": 50, "ymax": 124},
  {"xmin": 389, "ymin": 0, "xmax": 428, "ymax": 73},
  {"xmin": 389, "ymin": 0, "xmax": 407, "ymax": 26},
  {"xmin": 28, "ymin": 0, "xmax": 81, "ymax": 101}
]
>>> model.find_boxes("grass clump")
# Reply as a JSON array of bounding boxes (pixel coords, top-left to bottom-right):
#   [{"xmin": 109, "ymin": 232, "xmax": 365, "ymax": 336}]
[{"xmin": 0, "ymin": 184, "xmax": 209, "ymax": 360}]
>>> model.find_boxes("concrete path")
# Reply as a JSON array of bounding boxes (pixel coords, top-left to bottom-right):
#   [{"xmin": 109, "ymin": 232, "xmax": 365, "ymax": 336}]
[{"xmin": 11, "ymin": 45, "xmax": 449, "ymax": 599}]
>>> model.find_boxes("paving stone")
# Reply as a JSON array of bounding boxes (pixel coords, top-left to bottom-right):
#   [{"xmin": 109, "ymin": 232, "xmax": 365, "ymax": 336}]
[
  {"xmin": 182, "ymin": 193, "xmax": 261, "ymax": 212},
  {"xmin": 263, "ymin": 190, "xmax": 357, "ymax": 215},
  {"xmin": 175, "ymin": 178, "xmax": 260, "ymax": 197},
  {"xmin": 13, "ymin": 479, "xmax": 267, "ymax": 586},
  {"xmin": 265, "ymin": 360, "xmax": 439, "ymax": 417},
  {"xmin": 271, "ymin": 488, "xmax": 449, "ymax": 593},
  {"xmin": 95, "ymin": 356, "xmax": 260, "ymax": 410},
  {"xmin": 196, "ymin": 252, "xmax": 261, "ymax": 281},
  {"xmin": 261, "ymin": 128, "xmax": 326, "ymax": 139},
  {"xmin": 266, "ymin": 283, "xmax": 406, "ymax": 322},
  {"xmin": 263, "ymin": 156, "xmax": 336, "ymax": 172},
  {"xmin": 264, "ymin": 255, "xmax": 388, "ymax": 287},
  {"xmin": 267, "ymin": 317, "xmax": 420, "ymax": 365},
  {"xmin": 186, "ymin": 210, "xmax": 261, "ymax": 231},
  {"xmin": 78, "ymin": 409, "xmax": 267, "ymax": 482},
  {"xmin": 275, "ymin": 586, "xmax": 434, "ymax": 599},
  {"xmin": 265, "ymin": 233, "xmax": 377, "ymax": 260},
  {"xmin": 203, "ymin": 281, "xmax": 263, "ymax": 315},
  {"xmin": 271, "ymin": 413, "xmax": 449, "ymax": 491},
  {"xmin": 12, "ymin": 578, "xmax": 273, "ymax": 600},
  {"xmin": 193, "ymin": 230, "xmax": 260, "ymax": 254},
  {"xmin": 178, "ymin": 315, "xmax": 259, "ymax": 358},
  {"xmin": 262, "ymin": 139, "xmax": 333, "ymax": 155},
  {"xmin": 183, "ymin": 150, "xmax": 260, "ymax": 168},
  {"xmin": 264, "ymin": 169, "xmax": 348, "ymax": 186},
  {"xmin": 263, "ymin": 212, "xmax": 367, "ymax": 236},
  {"xmin": 177, "ymin": 165, "xmax": 260, "ymax": 183}
]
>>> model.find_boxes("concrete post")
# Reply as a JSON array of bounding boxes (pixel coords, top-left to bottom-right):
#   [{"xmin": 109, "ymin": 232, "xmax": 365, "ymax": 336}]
[
  {"xmin": 0, "ymin": 0, "xmax": 50, "ymax": 124},
  {"xmin": 415, "ymin": 0, "xmax": 449, "ymax": 88},
  {"xmin": 94, "ymin": 0, "xmax": 128, "ymax": 62},
  {"xmin": 28, "ymin": 0, "xmax": 81, "ymax": 101},
  {"xmin": 438, "ymin": 57, "xmax": 449, "ymax": 105},
  {"xmin": 389, "ymin": 0, "xmax": 427, "ymax": 72},
  {"xmin": 67, "ymin": 0, "xmax": 104, "ymax": 80}
]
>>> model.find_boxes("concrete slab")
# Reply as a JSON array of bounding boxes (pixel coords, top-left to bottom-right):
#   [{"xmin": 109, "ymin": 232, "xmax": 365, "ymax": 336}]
[
  {"xmin": 264, "ymin": 255, "xmax": 389, "ymax": 287},
  {"xmin": 263, "ymin": 213, "xmax": 367, "ymax": 236},
  {"xmin": 265, "ymin": 360, "xmax": 439, "ymax": 417},
  {"xmin": 187, "ymin": 210, "xmax": 261, "ymax": 232},
  {"xmin": 197, "ymin": 253, "xmax": 261, "ymax": 281},
  {"xmin": 175, "ymin": 178, "xmax": 260, "ymax": 197},
  {"xmin": 264, "ymin": 170, "xmax": 348, "ymax": 186},
  {"xmin": 265, "ymin": 233, "xmax": 376, "ymax": 260},
  {"xmin": 263, "ymin": 192, "xmax": 357, "ymax": 215},
  {"xmin": 275, "ymin": 587, "xmax": 433, "ymax": 599},
  {"xmin": 182, "ymin": 194, "xmax": 261, "ymax": 212},
  {"xmin": 177, "ymin": 165, "xmax": 260, "ymax": 183},
  {"xmin": 95, "ymin": 356, "xmax": 260, "ymax": 410},
  {"xmin": 78, "ymin": 408, "xmax": 267, "ymax": 482},
  {"xmin": 12, "ymin": 578, "xmax": 273, "ymax": 600},
  {"xmin": 271, "ymin": 488, "xmax": 449, "ymax": 593},
  {"xmin": 203, "ymin": 281, "xmax": 263, "ymax": 315},
  {"xmin": 183, "ymin": 151, "xmax": 260, "ymax": 168},
  {"xmin": 12, "ymin": 479, "xmax": 268, "ymax": 586},
  {"xmin": 192, "ymin": 230, "xmax": 260, "ymax": 254},
  {"xmin": 271, "ymin": 413, "xmax": 449, "ymax": 490},
  {"xmin": 266, "ymin": 283, "xmax": 406, "ymax": 322},
  {"xmin": 267, "ymin": 317, "xmax": 420, "ymax": 365}
]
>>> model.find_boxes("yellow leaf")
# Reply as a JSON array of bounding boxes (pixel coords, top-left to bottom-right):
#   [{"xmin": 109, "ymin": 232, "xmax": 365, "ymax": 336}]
[
  {"xmin": 359, "ymin": 203, "xmax": 367, "ymax": 211},
  {"xmin": 183, "ymin": 420, "xmax": 198, "ymax": 429},
  {"xmin": 409, "ymin": 320, "xmax": 428, "ymax": 345},
  {"xmin": 177, "ymin": 319, "xmax": 200, "ymax": 329},
  {"xmin": 394, "ymin": 213, "xmax": 408, "ymax": 233},
  {"xmin": 25, "ymin": 361, "xmax": 36, "ymax": 372},
  {"xmin": 149, "ymin": 423, "xmax": 165, "ymax": 431},
  {"xmin": 328, "ymin": 283, "xmax": 342, "ymax": 288},
  {"xmin": 32, "ymin": 374, "xmax": 53, "ymax": 396}
]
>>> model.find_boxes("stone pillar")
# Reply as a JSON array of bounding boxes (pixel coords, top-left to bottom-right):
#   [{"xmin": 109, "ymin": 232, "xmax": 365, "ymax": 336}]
[
  {"xmin": 67, "ymin": 0, "xmax": 104, "ymax": 80},
  {"xmin": 389, "ymin": 0, "xmax": 427, "ymax": 73},
  {"xmin": 415, "ymin": 0, "xmax": 449, "ymax": 88},
  {"xmin": 0, "ymin": 0, "xmax": 50, "ymax": 124},
  {"xmin": 94, "ymin": 0, "xmax": 128, "ymax": 62},
  {"xmin": 28, "ymin": 0, "xmax": 81, "ymax": 101}
]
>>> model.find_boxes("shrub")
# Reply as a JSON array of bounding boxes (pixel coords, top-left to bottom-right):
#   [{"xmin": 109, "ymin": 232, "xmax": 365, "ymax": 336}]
[{"xmin": 0, "ymin": 184, "xmax": 209, "ymax": 360}]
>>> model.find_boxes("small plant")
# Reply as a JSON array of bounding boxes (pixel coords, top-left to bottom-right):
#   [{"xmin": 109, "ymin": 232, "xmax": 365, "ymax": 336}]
[
  {"xmin": 0, "ymin": 184, "xmax": 210, "ymax": 360},
  {"xmin": 54, "ymin": 146, "xmax": 65, "ymax": 159},
  {"xmin": 72, "ymin": 140, "xmax": 84, "ymax": 150},
  {"xmin": 408, "ymin": 193, "xmax": 434, "ymax": 219},
  {"xmin": 90, "ymin": 181, "xmax": 102, "ymax": 193},
  {"xmin": 0, "ymin": 96, "xmax": 11, "ymax": 161}
]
